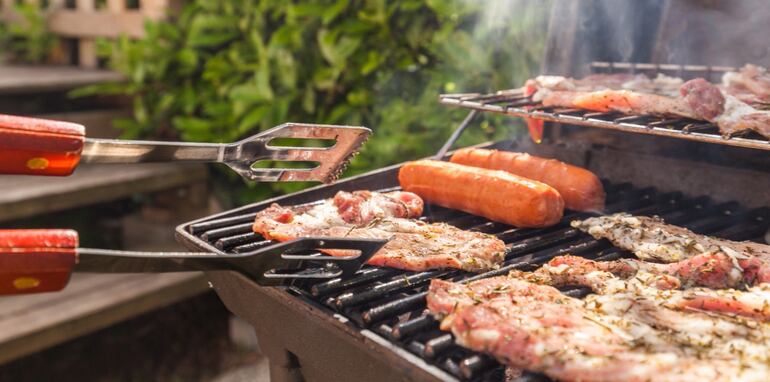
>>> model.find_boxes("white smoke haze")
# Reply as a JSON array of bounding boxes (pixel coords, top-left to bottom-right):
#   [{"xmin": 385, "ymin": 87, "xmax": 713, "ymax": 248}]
[
  {"xmin": 460, "ymin": 0, "xmax": 552, "ymax": 84},
  {"xmin": 656, "ymin": 0, "xmax": 770, "ymax": 68},
  {"xmin": 544, "ymin": 0, "xmax": 770, "ymax": 76}
]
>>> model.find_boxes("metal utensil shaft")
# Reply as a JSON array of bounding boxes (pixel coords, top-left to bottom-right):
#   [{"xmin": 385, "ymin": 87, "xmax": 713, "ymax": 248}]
[{"xmin": 81, "ymin": 139, "xmax": 226, "ymax": 164}]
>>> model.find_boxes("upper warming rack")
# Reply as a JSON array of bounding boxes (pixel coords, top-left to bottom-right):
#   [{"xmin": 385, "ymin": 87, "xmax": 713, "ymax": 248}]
[{"xmin": 439, "ymin": 62, "xmax": 770, "ymax": 151}]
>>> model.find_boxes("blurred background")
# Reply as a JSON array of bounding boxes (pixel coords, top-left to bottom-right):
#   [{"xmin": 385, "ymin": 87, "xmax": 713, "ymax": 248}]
[{"xmin": 0, "ymin": 1, "xmax": 549, "ymax": 381}]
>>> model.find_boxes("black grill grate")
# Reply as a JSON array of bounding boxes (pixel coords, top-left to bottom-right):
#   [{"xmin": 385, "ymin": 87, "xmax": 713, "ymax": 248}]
[{"xmin": 179, "ymin": 181, "xmax": 769, "ymax": 381}]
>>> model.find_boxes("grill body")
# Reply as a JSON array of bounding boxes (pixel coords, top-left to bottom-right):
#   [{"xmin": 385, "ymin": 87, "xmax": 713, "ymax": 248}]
[{"xmin": 176, "ymin": 139, "xmax": 770, "ymax": 382}]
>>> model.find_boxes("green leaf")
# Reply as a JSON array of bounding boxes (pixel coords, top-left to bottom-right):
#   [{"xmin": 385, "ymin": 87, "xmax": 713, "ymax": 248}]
[
  {"xmin": 176, "ymin": 48, "xmax": 198, "ymax": 74},
  {"xmin": 360, "ymin": 51, "xmax": 383, "ymax": 75},
  {"xmin": 173, "ymin": 116, "xmax": 212, "ymax": 135},
  {"xmin": 312, "ymin": 67, "xmax": 339, "ymax": 90},
  {"xmin": 237, "ymin": 105, "xmax": 270, "ymax": 135},
  {"xmin": 187, "ymin": 14, "xmax": 239, "ymax": 47},
  {"xmin": 302, "ymin": 86, "xmax": 316, "ymax": 113},
  {"xmin": 133, "ymin": 96, "xmax": 148, "ymax": 124},
  {"xmin": 346, "ymin": 88, "xmax": 370, "ymax": 106},
  {"xmin": 317, "ymin": 29, "xmax": 361, "ymax": 67},
  {"xmin": 270, "ymin": 48, "xmax": 296, "ymax": 88},
  {"xmin": 228, "ymin": 67, "xmax": 273, "ymax": 103},
  {"xmin": 322, "ymin": 0, "xmax": 350, "ymax": 25},
  {"xmin": 113, "ymin": 118, "xmax": 143, "ymax": 139}
]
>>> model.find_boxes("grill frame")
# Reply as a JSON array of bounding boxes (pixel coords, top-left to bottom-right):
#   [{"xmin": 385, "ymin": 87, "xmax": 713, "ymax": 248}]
[
  {"xmin": 438, "ymin": 62, "xmax": 770, "ymax": 152},
  {"xmin": 175, "ymin": 145, "xmax": 770, "ymax": 381}
]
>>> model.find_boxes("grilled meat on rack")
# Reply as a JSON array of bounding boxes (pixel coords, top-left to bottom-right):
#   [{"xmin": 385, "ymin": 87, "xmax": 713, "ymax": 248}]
[
  {"xmin": 524, "ymin": 72, "xmax": 770, "ymax": 138},
  {"xmin": 722, "ymin": 64, "xmax": 770, "ymax": 107},
  {"xmin": 571, "ymin": 213, "xmax": 770, "ymax": 286},
  {"xmin": 524, "ymin": 73, "xmax": 684, "ymax": 97},
  {"xmin": 252, "ymin": 190, "xmax": 506, "ymax": 272},
  {"xmin": 427, "ymin": 272, "xmax": 770, "ymax": 382}
]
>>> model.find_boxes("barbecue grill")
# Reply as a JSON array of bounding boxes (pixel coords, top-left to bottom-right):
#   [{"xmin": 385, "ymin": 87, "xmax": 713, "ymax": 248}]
[
  {"xmin": 176, "ymin": 138, "xmax": 770, "ymax": 381},
  {"xmin": 173, "ymin": 1, "xmax": 770, "ymax": 378}
]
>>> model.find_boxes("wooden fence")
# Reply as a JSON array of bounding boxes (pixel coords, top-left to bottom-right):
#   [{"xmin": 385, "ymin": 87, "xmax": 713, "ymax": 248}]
[{"xmin": 1, "ymin": 0, "xmax": 172, "ymax": 68}]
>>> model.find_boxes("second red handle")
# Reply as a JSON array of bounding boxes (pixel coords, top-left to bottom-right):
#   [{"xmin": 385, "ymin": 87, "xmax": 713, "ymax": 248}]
[
  {"xmin": 0, "ymin": 114, "xmax": 85, "ymax": 176},
  {"xmin": 0, "ymin": 229, "xmax": 78, "ymax": 295}
]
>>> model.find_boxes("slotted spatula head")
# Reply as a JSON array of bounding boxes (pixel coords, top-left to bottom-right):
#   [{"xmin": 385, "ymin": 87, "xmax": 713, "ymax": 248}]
[{"xmin": 223, "ymin": 123, "xmax": 371, "ymax": 183}]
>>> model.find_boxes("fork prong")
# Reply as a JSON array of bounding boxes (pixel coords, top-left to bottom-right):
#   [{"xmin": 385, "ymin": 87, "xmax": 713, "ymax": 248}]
[
  {"xmin": 247, "ymin": 144, "xmax": 360, "ymax": 183},
  {"xmin": 267, "ymin": 148, "xmax": 336, "ymax": 162}
]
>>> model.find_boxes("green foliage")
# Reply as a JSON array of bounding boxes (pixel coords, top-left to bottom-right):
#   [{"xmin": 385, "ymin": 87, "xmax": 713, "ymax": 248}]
[
  {"xmin": 0, "ymin": 3, "xmax": 57, "ymax": 63},
  {"xmin": 74, "ymin": 0, "xmax": 550, "ymax": 205}
]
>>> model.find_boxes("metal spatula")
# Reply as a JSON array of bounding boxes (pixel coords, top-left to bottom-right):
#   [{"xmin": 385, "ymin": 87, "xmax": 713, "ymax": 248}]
[
  {"xmin": 0, "ymin": 229, "xmax": 388, "ymax": 295},
  {"xmin": 0, "ymin": 114, "xmax": 370, "ymax": 183}
]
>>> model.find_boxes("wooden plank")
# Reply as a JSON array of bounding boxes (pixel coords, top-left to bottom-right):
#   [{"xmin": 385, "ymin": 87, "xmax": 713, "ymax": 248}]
[
  {"xmin": 77, "ymin": 0, "xmax": 95, "ymax": 11},
  {"xmin": 0, "ymin": 271, "xmax": 208, "ymax": 364},
  {"xmin": 0, "ymin": 163, "xmax": 209, "ymax": 223},
  {"xmin": 78, "ymin": 39, "xmax": 98, "ymax": 68},
  {"xmin": 107, "ymin": 0, "xmax": 125, "ymax": 12},
  {"xmin": 0, "ymin": 65, "xmax": 123, "ymax": 94},
  {"xmin": 140, "ymin": 0, "xmax": 168, "ymax": 18},
  {"xmin": 47, "ymin": 10, "xmax": 150, "ymax": 39}
]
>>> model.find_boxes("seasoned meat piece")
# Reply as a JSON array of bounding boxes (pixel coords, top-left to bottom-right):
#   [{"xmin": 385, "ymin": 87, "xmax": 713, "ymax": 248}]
[
  {"xmin": 680, "ymin": 78, "xmax": 726, "ymax": 120},
  {"xmin": 428, "ymin": 274, "xmax": 770, "ymax": 382},
  {"xmin": 572, "ymin": 213, "xmax": 770, "ymax": 286},
  {"xmin": 520, "ymin": 260, "xmax": 770, "ymax": 322},
  {"xmin": 253, "ymin": 190, "xmax": 506, "ymax": 272},
  {"xmin": 722, "ymin": 64, "xmax": 770, "ymax": 107},
  {"xmin": 525, "ymin": 73, "xmax": 682, "ymax": 97},
  {"xmin": 713, "ymin": 94, "xmax": 770, "ymax": 138},
  {"xmin": 570, "ymin": 89, "xmax": 699, "ymax": 118},
  {"xmin": 545, "ymin": 254, "xmax": 752, "ymax": 290},
  {"xmin": 333, "ymin": 190, "xmax": 423, "ymax": 225}
]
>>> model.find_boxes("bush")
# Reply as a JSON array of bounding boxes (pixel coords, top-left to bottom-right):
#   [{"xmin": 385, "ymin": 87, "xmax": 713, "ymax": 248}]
[
  {"xmin": 75, "ymin": 0, "xmax": 550, "ymax": 205},
  {"xmin": 0, "ymin": 3, "xmax": 57, "ymax": 64}
]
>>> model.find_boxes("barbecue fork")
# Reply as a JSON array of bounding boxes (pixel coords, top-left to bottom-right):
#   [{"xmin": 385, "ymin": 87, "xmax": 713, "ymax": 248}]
[
  {"xmin": 0, "ymin": 114, "xmax": 370, "ymax": 183},
  {"xmin": 0, "ymin": 229, "xmax": 388, "ymax": 295}
]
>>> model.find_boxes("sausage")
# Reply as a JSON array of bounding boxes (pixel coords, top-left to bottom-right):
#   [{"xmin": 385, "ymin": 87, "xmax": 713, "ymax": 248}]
[
  {"xmin": 398, "ymin": 160, "xmax": 564, "ymax": 228},
  {"xmin": 449, "ymin": 148, "xmax": 605, "ymax": 212}
]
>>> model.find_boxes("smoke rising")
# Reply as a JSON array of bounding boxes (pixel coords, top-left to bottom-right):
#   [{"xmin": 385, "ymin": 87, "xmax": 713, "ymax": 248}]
[
  {"xmin": 544, "ymin": 0, "xmax": 770, "ymax": 76},
  {"xmin": 655, "ymin": 0, "xmax": 770, "ymax": 68}
]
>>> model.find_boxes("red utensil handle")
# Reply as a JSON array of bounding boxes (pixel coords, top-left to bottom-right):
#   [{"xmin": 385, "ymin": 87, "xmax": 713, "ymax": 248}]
[
  {"xmin": 0, "ymin": 229, "xmax": 78, "ymax": 295},
  {"xmin": 0, "ymin": 114, "xmax": 85, "ymax": 176}
]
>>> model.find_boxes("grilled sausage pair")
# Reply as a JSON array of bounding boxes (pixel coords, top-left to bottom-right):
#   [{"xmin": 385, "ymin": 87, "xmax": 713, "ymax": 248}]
[{"xmin": 398, "ymin": 148, "xmax": 605, "ymax": 228}]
